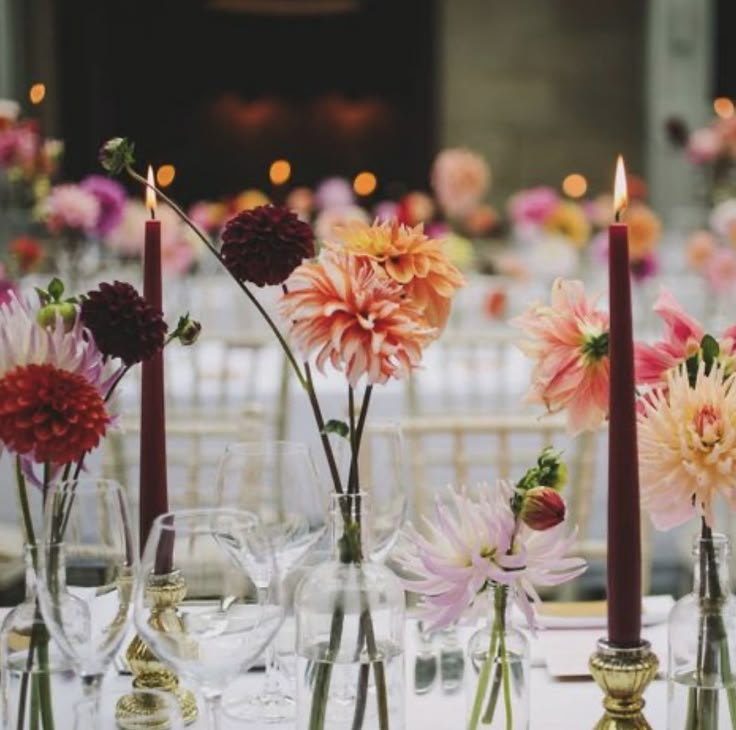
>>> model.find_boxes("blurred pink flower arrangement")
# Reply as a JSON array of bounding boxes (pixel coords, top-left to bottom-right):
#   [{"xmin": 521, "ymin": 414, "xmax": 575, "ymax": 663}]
[
  {"xmin": 42, "ymin": 183, "xmax": 101, "ymax": 236},
  {"xmin": 104, "ymin": 200, "xmax": 202, "ymax": 275},
  {"xmin": 430, "ymin": 147, "xmax": 491, "ymax": 219},
  {"xmin": 686, "ymin": 198, "xmax": 736, "ymax": 294}
]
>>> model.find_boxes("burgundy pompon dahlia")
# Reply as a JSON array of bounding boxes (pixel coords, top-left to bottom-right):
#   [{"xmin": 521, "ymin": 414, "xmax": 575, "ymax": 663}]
[
  {"xmin": 81, "ymin": 281, "xmax": 167, "ymax": 366},
  {"xmin": 220, "ymin": 204, "xmax": 315, "ymax": 287}
]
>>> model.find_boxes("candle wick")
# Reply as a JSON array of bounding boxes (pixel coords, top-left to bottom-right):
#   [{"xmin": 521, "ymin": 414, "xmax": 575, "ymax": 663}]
[
  {"xmin": 149, "ymin": 208, "xmax": 155, "ymax": 221},
  {"xmin": 615, "ymin": 209, "xmax": 621, "ymax": 224}
]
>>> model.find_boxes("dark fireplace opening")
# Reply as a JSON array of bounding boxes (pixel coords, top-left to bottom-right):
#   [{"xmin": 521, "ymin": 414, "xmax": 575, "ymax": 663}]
[{"xmin": 56, "ymin": 0, "xmax": 437, "ymax": 203}]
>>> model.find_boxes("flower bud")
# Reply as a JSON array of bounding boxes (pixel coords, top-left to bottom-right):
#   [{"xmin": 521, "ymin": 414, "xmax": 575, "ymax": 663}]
[
  {"xmin": 37, "ymin": 302, "xmax": 77, "ymax": 332},
  {"xmin": 536, "ymin": 447, "xmax": 568, "ymax": 491},
  {"xmin": 177, "ymin": 317, "xmax": 202, "ymax": 346},
  {"xmin": 99, "ymin": 137, "xmax": 135, "ymax": 175},
  {"xmin": 520, "ymin": 486, "xmax": 566, "ymax": 531}
]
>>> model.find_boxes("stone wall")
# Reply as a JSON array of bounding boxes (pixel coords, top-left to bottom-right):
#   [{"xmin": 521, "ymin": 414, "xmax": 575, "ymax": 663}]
[{"xmin": 438, "ymin": 0, "xmax": 646, "ymax": 206}]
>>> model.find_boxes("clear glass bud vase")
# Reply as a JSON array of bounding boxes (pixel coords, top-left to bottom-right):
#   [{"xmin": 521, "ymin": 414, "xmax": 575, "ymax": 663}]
[
  {"xmin": 0, "ymin": 544, "xmax": 78, "ymax": 730},
  {"xmin": 466, "ymin": 584, "xmax": 530, "ymax": 730},
  {"xmin": 668, "ymin": 532, "xmax": 736, "ymax": 730},
  {"xmin": 295, "ymin": 492, "xmax": 405, "ymax": 730}
]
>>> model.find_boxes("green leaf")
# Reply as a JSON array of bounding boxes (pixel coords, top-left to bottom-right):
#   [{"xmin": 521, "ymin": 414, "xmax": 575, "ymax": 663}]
[
  {"xmin": 701, "ymin": 334, "xmax": 720, "ymax": 375},
  {"xmin": 47, "ymin": 278, "xmax": 64, "ymax": 302},
  {"xmin": 323, "ymin": 419, "xmax": 350, "ymax": 439}
]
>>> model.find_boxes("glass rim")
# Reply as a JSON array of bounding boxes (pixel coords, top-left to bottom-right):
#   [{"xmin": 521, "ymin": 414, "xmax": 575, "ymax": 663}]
[
  {"xmin": 692, "ymin": 531, "xmax": 731, "ymax": 555},
  {"xmin": 222, "ymin": 440, "xmax": 311, "ymax": 456},
  {"xmin": 47, "ymin": 476, "xmax": 125, "ymax": 491},
  {"xmin": 152, "ymin": 507, "xmax": 261, "ymax": 533}
]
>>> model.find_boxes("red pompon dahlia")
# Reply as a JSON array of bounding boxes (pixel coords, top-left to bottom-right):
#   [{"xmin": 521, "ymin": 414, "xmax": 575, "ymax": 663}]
[
  {"xmin": 220, "ymin": 205, "xmax": 315, "ymax": 287},
  {"xmin": 81, "ymin": 281, "xmax": 167, "ymax": 366},
  {"xmin": 0, "ymin": 363, "xmax": 110, "ymax": 464}
]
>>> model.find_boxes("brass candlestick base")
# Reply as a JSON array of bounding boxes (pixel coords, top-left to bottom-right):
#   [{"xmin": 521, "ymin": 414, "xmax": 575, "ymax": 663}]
[
  {"xmin": 589, "ymin": 639, "xmax": 659, "ymax": 729},
  {"xmin": 117, "ymin": 570, "xmax": 198, "ymax": 728}
]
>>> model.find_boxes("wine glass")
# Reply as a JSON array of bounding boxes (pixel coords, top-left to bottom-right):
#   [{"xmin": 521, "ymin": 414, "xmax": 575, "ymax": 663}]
[
  {"xmin": 74, "ymin": 688, "xmax": 184, "ymax": 730},
  {"xmin": 331, "ymin": 421, "xmax": 407, "ymax": 561},
  {"xmin": 37, "ymin": 478, "xmax": 136, "ymax": 706},
  {"xmin": 215, "ymin": 441, "xmax": 327, "ymax": 723},
  {"xmin": 134, "ymin": 508, "xmax": 284, "ymax": 730}
]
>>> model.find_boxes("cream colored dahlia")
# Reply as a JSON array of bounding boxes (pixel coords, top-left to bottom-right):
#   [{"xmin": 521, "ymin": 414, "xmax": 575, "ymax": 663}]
[{"xmin": 638, "ymin": 362, "xmax": 736, "ymax": 529}]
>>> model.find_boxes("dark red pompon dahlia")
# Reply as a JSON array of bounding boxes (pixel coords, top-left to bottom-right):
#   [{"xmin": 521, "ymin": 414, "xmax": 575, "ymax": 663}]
[{"xmin": 220, "ymin": 204, "xmax": 315, "ymax": 287}]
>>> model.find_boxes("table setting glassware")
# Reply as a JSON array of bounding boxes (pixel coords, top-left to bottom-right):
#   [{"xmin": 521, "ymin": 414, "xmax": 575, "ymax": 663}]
[
  {"xmin": 133, "ymin": 507, "xmax": 283, "ymax": 730},
  {"xmin": 36, "ymin": 477, "xmax": 137, "ymax": 722},
  {"xmin": 215, "ymin": 440, "xmax": 327, "ymax": 723}
]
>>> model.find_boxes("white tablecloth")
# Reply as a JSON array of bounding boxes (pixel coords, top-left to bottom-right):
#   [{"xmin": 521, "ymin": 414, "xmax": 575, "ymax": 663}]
[{"xmin": 0, "ymin": 605, "xmax": 669, "ymax": 729}]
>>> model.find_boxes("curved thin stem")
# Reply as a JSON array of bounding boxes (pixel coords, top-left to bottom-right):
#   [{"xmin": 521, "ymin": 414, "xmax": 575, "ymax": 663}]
[{"xmin": 125, "ymin": 166, "xmax": 306, "ymax": 389}]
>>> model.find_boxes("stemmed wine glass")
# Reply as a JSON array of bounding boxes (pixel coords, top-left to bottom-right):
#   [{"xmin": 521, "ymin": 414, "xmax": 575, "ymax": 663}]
[
  {"xmin": 215, "ymin": 441, "xmax": 327, "ymax": 723},
  {"xmin": 37, "ymin": 478, "xmax": 137, "ymax": 711},
  {"xmin": 134, "ymin": 508, "xmax": 284, "ymax": 730}
]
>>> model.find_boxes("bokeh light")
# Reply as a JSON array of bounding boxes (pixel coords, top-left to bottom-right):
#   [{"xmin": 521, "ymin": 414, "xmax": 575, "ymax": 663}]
[
  {"xmin": 29, "ymin": 83, "xmax": 46, "ymax": 105},
  {"xmin": 714, "ymin": 97, "xmax": 735, "ymax": 120},
  {"xmin": 156, "ymin": 164, "xmax": 176, "ymax": 188},
  {"xmin": 353, "ymin": 171, "xmax": 377, "ymax": 196},
  {"xmin": 269, "ymin": 159, "xmax": 291, "ymax": 185},
  {"xmin": 562, "ymin": 173, "xmax": 588, "ymax": 199}
]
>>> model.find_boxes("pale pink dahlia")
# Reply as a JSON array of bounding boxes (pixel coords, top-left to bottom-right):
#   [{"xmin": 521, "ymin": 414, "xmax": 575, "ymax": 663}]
[
  {"xmin": 280, "ymin": 253, "xmax": 434, "ymax": 386},
  {"xmin": 638, "ymin": 363, "xmax": 736, "ymax": 529},
  {"xmin": 511, "ymin": 278, "xmax": 610, "ymax": 434},
  {"xmin": 399, "ymin": 485, "xmax": 521, "ymax": 628}
]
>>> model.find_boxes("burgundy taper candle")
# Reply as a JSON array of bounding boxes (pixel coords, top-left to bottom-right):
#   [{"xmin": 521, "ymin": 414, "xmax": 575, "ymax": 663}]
[
  {"xmin": 607, "ymin": 156, "xmax": 642, "ymax": 647},
  {"xmin": 139, "ymin": 166, "xmax": 172, "ymax": 573}
]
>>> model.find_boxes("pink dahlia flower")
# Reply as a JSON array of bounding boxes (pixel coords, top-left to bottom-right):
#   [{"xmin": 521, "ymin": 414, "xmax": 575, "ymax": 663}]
[
  {"xmin": 511, "ymin": 278, "xmax": 610, "ymax": 434},
  {"xmin": 634, "ymin": 288, "xmax": 736, "ymax": 387},
  {"xmin": 280, "ymin": 252, "xmax": 434, "ymax": 387},
  {"xmin": 639, "ymin": 363, "xmax": 736, "ymax": 529},
  {"xmin": 400, "ymin": 482, "xmax": 586, "ymax": 629}
]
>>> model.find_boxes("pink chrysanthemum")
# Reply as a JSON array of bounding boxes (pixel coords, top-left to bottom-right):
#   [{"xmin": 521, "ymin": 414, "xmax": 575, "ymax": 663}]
[
  {"xmin": 400, "ymin": 482, "xmax": 586, "ymax": 629},
  {"xmin": 511, "ymin": 278, "xmax": 610, "ymax": 434},
  {"xmin": 638, "ymin": 363, "xmax": 736, "ymax": 530},
  {"xmin": 280, "ymin": 252, "xmax": 434, "ymax": 387}
]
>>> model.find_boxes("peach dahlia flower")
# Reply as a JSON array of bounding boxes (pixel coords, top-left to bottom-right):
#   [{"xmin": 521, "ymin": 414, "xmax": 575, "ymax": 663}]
[
  {"xmin": 511, "ymin": 278, "xmax": 610, "ymax": 434},
  {"xmin": 330, "ymin": 220, "xmax": 465, "ymax": 330},
  {"xmin": 280, "ymin": 252, "xmax": 434, "ymax": 387},
  {"xmin": 638, "ymin": 363, "xmax": 736, "ymax": 529}
]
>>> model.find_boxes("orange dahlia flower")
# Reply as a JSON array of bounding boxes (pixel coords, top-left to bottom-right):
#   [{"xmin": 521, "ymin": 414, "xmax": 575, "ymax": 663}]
[
  {"xmin": 330, "ymin": 220, "xmax": 465, "ymax": 330},
  {"xmin": 280, "ymin": 253, "xmax": 434, "ymax": 387}
]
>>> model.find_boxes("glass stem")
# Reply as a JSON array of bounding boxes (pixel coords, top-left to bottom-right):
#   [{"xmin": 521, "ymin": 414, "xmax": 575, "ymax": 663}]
[
  {"xmin": 79, "ymin": 674, "xmax": 104, "ymax": 725},
  {"xmin": 262, "ymin": 641, "xmax": 283, "ymax": 698},
  {"xmin": 204, "ymin": 694, "xmax": 223, "ymax": 730}
]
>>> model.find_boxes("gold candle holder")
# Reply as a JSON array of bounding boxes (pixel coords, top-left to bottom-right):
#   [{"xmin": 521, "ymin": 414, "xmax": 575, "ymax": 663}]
[
  {"xmin": 116, "ymin": 570, "xmax": 198, "ymax": 728},
  {"xmin": 589, "ymin": 638, "xmax": 659, "ymax": 729}
]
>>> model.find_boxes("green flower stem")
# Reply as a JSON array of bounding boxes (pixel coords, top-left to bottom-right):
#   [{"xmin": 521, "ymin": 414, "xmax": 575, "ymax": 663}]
[
  {"xmin": 16, "ymin": 458, "xmax": 35, "ymax": 547},
  {"xmin": 468, "ymin": 622, "xmax": 499, "ymax": 730},
  {"xmin": 308, "ymin": 600, "xmax": 344, "ymax": 730},
  {"xmin": 304, "ymin": 362, "xmax": 343, "ymax": 497},
  {"xmin": 124, "ymin": 165, "xmax": 307, "ymax": 390},
  {"xmin": 481, "ymin": 587, "xmax": 512, "ymax": 727}
]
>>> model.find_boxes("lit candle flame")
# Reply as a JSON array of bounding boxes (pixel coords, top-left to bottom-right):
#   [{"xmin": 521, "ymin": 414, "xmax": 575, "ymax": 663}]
[
  {"xmin": 613, "ymin": 155, "xmax": 628, "ymax": 222},
  {"xmin": 145, "ymin": 165, "xmax": 157, "ymax": 217}
]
